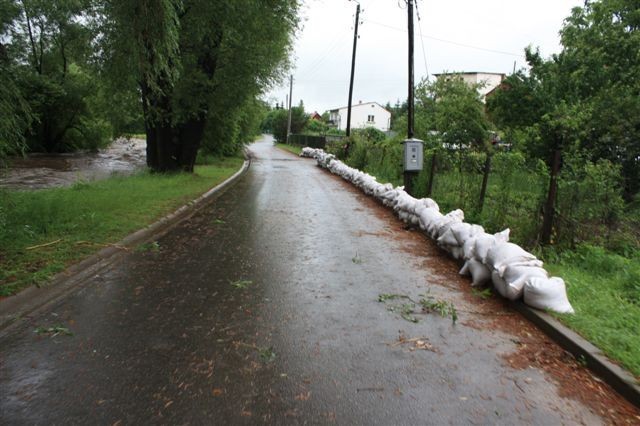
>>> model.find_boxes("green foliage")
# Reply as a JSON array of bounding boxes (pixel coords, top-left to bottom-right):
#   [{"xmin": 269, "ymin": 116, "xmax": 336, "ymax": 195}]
[
  {"xmin": 545, "ymin": 245, "xmax": 640, "ymax": 377},
  {"xmin": 266, "ymin": 106, "xmax": 308, "ymax": 143},
  {"xmin": 0, "ymin": 62, "xmax": 33, "ymax": 162},
  {"xmin": 1, "ymin": 0, "xmax": 115, "ymax": 154},
  {"xmin": 556, "ymin": 157, "xmax": 626, "ymax": 247},
  {"xmin": 303, "ymin": 119, "xmax": 328, "ymax": 135},
  {"xmin": 415, "ymin": 75, "xmax": 492, "ymax": 149},
  {"xmin": 489, "ymin": 0, "xmax": 640, "ymax": 198}
]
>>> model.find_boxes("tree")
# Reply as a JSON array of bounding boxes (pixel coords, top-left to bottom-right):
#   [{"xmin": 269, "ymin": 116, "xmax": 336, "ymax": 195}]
[
  {"xmin": 415, "ymin": 76, "xmax": 491, "ymax": 149},
  {"xmin": 486, "ymin": 0, "xmax": 640, "ymax": 244},
  {"xmin": 3, "ymin": 0, "xmax": 113, "ymax": 153},
  {"xmin": 104, "ymin": 0, "xmax": 299, "ymax": 172},
  {"xmin": 269, "ymin": 106, "xmax": 307, "ymax": 143}
]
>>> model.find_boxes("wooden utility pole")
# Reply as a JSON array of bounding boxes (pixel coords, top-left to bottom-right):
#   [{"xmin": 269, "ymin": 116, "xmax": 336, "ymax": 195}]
[
  {"xmin": 403, "ymin": 0, "xmax": 421, "ymax": 195},
  {"xmin": 345, "ymin": 3, "xmax": 360, "ymax": 137},
  {"xmin": 286, "ymin": 75, "xmax": 293, "ymax": 143},
  {"xmin": 406, "ymin": 0, "xmax": 415, "ymax": 140}
]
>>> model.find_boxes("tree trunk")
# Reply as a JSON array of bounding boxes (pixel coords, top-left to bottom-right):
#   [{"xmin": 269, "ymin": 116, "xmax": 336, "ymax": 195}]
[
  {"xmin": 478, "ymin": 153, "xmax": 492, "ymax": 212},
  {"xmin": 540, "ymin": 148, "xmax": 562, "ymax": 245},
  {"xmin": 177, "ymin": 118, "xmax": 205, "ymax": 172},
  {"xmin": 426, "ymin": 152, "xmax": 437, "ymax": 197}
]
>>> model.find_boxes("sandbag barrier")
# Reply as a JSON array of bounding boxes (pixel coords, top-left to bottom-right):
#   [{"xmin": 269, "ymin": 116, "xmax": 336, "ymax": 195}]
[{"xmin": 300, "ymin": 147, "xmax": 574, "ymax": 314}]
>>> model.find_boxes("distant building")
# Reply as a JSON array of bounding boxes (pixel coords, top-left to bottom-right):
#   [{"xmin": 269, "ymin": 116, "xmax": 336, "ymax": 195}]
[
  {"xmin": 433, "ymin": 72, "xmax": 506, "ymax": 102},
  {"xmin": 309, "ymin": 111, "xmax": 322, "ymax": 121},
  {"xmin": 327, "ymin": 101, "xmax": 391, "ymax": 132}
]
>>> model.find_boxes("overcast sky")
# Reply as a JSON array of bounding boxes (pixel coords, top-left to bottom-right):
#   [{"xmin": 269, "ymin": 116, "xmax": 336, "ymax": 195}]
[{"xmin": 265, "ymin": 0, "xmax": 583, "ymax": 114}]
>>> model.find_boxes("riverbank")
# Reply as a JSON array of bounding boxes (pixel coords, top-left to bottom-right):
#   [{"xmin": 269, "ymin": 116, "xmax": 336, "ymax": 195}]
[
  {"xmin": 0, "ymin": 138, "xmax": 147, "ymax": 190},
  {"xmin": 0, "ymin": 157, "xmax": 244, "ymax": 296}
]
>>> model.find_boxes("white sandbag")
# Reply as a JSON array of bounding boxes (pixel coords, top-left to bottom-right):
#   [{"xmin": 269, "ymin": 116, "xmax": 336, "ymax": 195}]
[
  {"xmin": 450, "ymin": 223, "xmax": 485, "ymax": 246},
  {"xmin": 485, "ymin": 242, "xmax": 542, "ymax": 276},
  {"xmin": 418, "ymin": 208, "xmax": 443, "ymax": 232},
  {"xmin": 491, "ymin": 268, "xmax": 546, "ymax": 301},
  {"xmin": 473, "ymin": 229, "xmax": 510, "ymax": 263},
  {"xmin": 492, "ymin": 270, "xmax": 509, "ymax": 298},
  {"xmin": 459, "ymin": 261, "xmax": 470, "ymax": 276},
  {"xmin": 465, "ymin": 259, "xmax": 492, "ymax": 287},
  {"xmin": 524, "ymin": 277, "xmax": 574, "ymax": 314},
  {"xmin": 502, "ymin": 265, "xmax": 548, "ymax": 293},
  {"xmin": 450, "ymin": 246, "xmax": 464, "ymax": 260},
  {"xmin": 431, "ymin": 209, "xmax": 464, "ymax": 239},
  {"xmin": 437, "ymin": 228, "xmax": 459, "ymax": 247}
]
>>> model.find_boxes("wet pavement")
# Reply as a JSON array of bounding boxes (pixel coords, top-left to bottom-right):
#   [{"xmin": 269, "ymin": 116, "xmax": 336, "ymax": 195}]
[
  {"xmin": 0, "ymin": 135, "xmax": 635, "ymax": 424},
  {"xmin": 0, "ymin": 138, "xmax": 146, "ymax": 190}
]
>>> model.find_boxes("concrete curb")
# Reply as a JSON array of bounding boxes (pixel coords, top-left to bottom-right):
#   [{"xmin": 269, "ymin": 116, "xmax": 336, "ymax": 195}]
[
  {"xmin": 512, "ymin": 301, "xmax": 640, "ymax": 408},
  {"xmin": 0, "ymin": 159, "xmax": 251, "ymax": 333}
]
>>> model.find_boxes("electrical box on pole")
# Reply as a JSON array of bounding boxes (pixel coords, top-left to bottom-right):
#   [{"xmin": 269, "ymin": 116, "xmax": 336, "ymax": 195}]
[{"xmin": 403, "ymin": 138, "xmax": 424, "ymax": 171}]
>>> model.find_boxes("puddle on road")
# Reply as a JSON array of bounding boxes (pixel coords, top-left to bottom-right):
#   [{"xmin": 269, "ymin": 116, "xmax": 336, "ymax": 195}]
[{"xmin": 0, "ymin": 138, "xmax": 146, "ymax": 190}]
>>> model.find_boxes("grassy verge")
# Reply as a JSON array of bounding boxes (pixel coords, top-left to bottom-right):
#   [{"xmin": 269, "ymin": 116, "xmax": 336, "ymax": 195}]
[
  {"xmin": 544, "ymin": 246, "xmax": 640, "ymax": 378},
  {"xmin": 0, "ymin": 157, "xmax": 244, "ymax": 296},
  {"xmin": 276, "ymin": 143, "xmax": 302, "ymax": 156}
]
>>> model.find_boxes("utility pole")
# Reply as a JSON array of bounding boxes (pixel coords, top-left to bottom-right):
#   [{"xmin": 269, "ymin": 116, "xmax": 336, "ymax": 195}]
[
  {"xmin": 402, "ymin": 0, "xmax": 423, "ymax": 196},
  {"xmin": 345, "ymin": 2, "xmax": 360, "ymax": 138},
  {"xmin": 286, "ymin": 75, "xmax": 293, "ymax": 143},
  {"xmin": 407, "ymin": 0, "xmax": 414, "ymax": 140}
]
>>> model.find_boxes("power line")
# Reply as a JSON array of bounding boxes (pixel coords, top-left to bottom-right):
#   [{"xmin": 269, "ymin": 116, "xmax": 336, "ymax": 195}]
[
  {"xmin": 367, "ymin": 19, "xmax": 525, "ymax": 58},
  {"xmin": 415, "ymin": 0, "xmax": 429, "ymax": 80}
]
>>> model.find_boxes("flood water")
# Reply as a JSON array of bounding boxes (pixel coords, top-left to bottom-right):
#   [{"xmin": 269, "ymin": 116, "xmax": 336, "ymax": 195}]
[{"xmin": 0, "ymin": 138, "xmax": 146, "ymax": 190}]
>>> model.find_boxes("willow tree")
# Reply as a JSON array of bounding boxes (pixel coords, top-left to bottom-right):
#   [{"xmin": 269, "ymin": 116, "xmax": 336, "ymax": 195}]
[{"xmin": 106, "ymin": 0, "xmax": 299, "ymax": 172}]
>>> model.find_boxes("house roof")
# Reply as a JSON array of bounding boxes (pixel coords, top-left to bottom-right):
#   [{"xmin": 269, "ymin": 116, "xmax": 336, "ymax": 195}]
[{"xmin": 328, "ymin": 101, "xmax": 390, "ymax": 113}]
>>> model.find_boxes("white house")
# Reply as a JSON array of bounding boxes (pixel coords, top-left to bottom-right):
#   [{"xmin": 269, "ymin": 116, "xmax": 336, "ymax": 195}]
[
  {"xmin": 328, "ymin": 101, "xmax": 391, "ymax": 132},
  {"xmin": 433, "ymin": 72, "xmax": 506, "ymax": 102}
]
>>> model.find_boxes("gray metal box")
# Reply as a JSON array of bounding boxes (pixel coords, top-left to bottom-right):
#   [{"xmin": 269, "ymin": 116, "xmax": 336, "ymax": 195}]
[{"xmin": 403, "ymin": 138, "xmax": 424, "ymax": 171}]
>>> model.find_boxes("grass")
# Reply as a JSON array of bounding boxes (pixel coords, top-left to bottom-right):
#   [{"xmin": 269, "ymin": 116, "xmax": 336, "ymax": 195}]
[
  {"xmin": 544, "ymin": 246, "xmax": 640, "ymax": 378},
  {"xmin": 275, "ymin": 143, "xmax": 302, "ymax": 156},
  {"xmin": 0, "ymin": 156, "xmax": 244, "ymax": 296}
]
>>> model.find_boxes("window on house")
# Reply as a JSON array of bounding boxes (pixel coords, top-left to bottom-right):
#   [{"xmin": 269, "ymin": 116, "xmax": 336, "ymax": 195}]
[{"xmin": 367, "ymin": 115, "xmax": 375, "ymax": 123}]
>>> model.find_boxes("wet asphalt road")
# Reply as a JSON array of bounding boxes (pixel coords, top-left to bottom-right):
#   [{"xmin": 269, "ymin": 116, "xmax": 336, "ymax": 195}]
[{"xmin": 0, "ymin": 136, "xmax": 609, "ymax": 424}]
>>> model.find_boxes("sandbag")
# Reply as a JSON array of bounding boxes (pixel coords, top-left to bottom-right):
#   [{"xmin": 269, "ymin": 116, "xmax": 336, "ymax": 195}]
[
  {"xmin": 502, "ymin": 265, "xmax": 548, "ymax": 294},
  {"xmin": 450, "ymin": 223, "xmax": 484, "ymax": 246},
  {"xmin": 491, "ymin": 268, "xmax": 546, "ymax": 301},
  {"xmin": 485, "ymin": 242, "xmax": 542, "ymax": 276},
  {"xmin": 437, "ymin": 228, "xmax": 459, "ymax": 247},
  {"xmin": 419, "ymin": 208, "xmax": 443, "ymax": 232},
  {"xmin": 473, "ymin": 229, "xmax": 510, "ymax": 263},
  {"xmin": 431, "ymin": 209, "xmax": 464, "ymax": 239},
  {"xmin": 450, "ymin": 246, "xmax": 464, "ymax": 260},
  {"xmin": 463, "ymin": 259, "xmax": 492, "ymax": 287},
  {"xmin": 524, "ymin": 277, "xmax": 574, "ymax": 314}
]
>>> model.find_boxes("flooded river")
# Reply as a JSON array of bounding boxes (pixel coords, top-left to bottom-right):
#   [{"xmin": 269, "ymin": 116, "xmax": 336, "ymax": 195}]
[{"xmin": 0, "ymin": 138, "xmax": 146, "ymax": 190}]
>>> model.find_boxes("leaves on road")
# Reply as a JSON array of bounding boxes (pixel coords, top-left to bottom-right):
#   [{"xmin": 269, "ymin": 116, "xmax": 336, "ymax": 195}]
[
  {"xmin": 230, "ymin": 279, "xmax": 253, "ymax": 289},
  {"xmin": 378, "ymin": 293, "xmax": 458, "ymax": 324},
  {"xmin": 34, "ymin": 325, "xmax": 73, "ymax": 337}
]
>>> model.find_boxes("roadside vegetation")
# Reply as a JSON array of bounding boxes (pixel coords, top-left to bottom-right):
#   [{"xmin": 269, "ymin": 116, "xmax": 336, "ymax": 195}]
[
  {"xmin": 276, "ymin": 143, "xmax": 302, "ymax": 156},
  {"xmin": 0, "ymin": 156, "xmax": 244, "ymax": 296},
  {"xmin": 0, "ymin": 1, "xmax": 299, "ymax": 169},
  {"xmin": 314, "ymin": 0, "xmax": 639, "ymax": 377}
]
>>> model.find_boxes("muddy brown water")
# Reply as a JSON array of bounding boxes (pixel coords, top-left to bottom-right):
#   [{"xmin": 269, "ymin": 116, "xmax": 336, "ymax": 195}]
[{"xmin": 0, "ymin": 138, "xmax": 146, "ymax": 190}]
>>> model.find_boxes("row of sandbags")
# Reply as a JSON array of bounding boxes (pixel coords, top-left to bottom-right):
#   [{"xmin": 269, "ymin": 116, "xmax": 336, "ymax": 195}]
[{"xmin": 300, "ymin": 147, "xmax": 574, "ymax": 314}]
